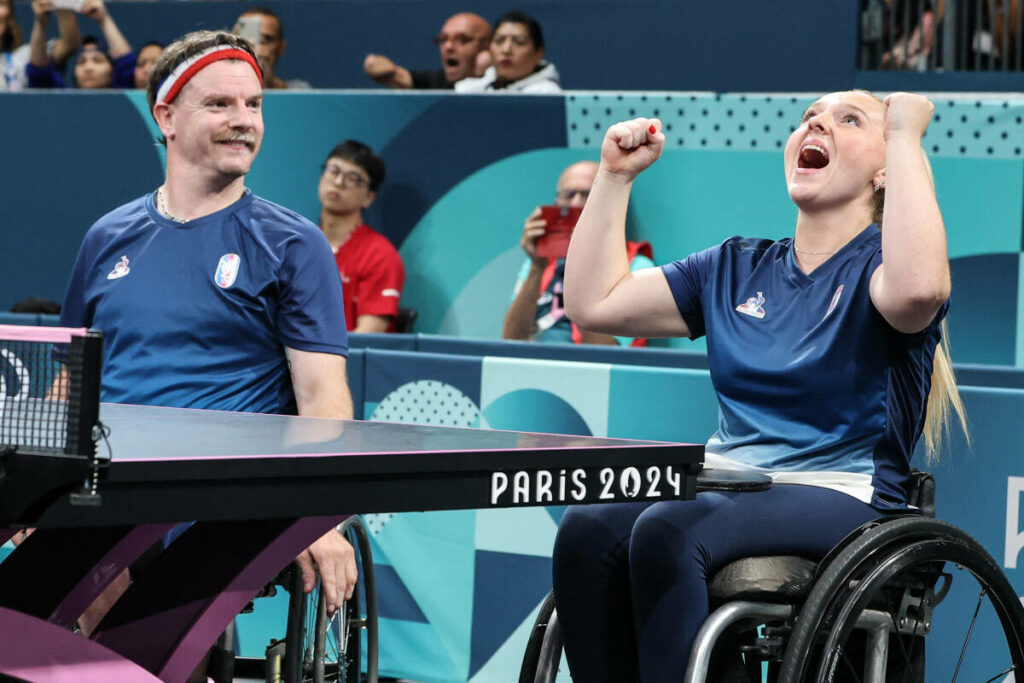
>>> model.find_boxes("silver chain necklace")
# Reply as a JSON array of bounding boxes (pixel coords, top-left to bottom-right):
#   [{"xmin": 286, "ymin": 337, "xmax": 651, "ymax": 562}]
[
  {"xmin": 793, "ymin": 244, "xmax": 837, "ymax": 256},
  {"xmin": 157, "ymin": 187, "xmax": 188, "ymax": 224}
]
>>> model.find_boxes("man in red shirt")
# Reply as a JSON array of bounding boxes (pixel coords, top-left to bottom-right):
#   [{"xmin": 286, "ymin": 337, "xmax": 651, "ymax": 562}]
[{"xmin": 318, "ymin": 140, "xmax": 406, "ymax": 333}]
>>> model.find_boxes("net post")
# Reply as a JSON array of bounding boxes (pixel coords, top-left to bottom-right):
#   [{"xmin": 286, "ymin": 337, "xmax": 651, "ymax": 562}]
[
  {"xmin": 65, "ymin": 331, "xmax": 103, "ymax": 457},
  {"xmin": 67, "ymin": 330, "xmax": 104, "ymax": 507}
]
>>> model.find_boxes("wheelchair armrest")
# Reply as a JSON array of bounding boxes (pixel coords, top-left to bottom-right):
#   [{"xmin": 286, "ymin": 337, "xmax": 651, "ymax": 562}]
[{"xmin": 906, "ymin": 469, "xmax": 936, "ymax": 518}]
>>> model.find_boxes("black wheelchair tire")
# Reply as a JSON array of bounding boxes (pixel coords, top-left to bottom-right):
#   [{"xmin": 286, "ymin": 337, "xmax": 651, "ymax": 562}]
[
  {"xmin": 779, "ymin": 517, "xmax": 1024, "ymax": 683},
  {"xmin": 339, "ymin": 516, "xmax": 378, "ymax": 683},
  {"xmin": 519, "ymin": 590, "xmax": 558, "ymax": 683},
  {"xmin": 300, "ymin": 516, "xmax": 378, "ymax": 683}
]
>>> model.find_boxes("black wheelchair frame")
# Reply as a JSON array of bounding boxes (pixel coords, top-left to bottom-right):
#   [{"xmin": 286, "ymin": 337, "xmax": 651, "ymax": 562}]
[{"xmin": 520, "ymin": 471, "xmax": 1024, "ymax": 683}]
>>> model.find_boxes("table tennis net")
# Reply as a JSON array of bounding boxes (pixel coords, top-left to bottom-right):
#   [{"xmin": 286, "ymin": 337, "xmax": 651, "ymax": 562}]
[{"xmin": 0, "ymin": 326, "xmax": 102, "ymax": 456}]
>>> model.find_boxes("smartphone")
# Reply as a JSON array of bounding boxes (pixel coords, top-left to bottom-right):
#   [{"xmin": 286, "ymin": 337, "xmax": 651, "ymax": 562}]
[
  {"xmin": 236, "ymin": 16, "xmax": 262, "ymax": 47},
  {"xmin": 535, "ymin": 205, "xmax": 582, "ymax": 260},
  {"xmin": 51, "ymin": 0, "xmax": 85, "ymax": 11}
]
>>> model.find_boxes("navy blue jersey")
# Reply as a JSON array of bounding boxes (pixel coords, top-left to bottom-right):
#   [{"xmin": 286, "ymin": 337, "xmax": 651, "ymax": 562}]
[
  {"xmin": 57, "ymin": 192, "xmax": 348, "ymax": 415},
  {"xmin": 662, "ymin": 225, "xmax": 944, "ymax": 509}
]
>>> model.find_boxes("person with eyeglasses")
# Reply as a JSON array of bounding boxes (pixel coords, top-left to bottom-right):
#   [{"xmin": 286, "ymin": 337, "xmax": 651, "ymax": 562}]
[
  {"xmin": 455, "ymin": 10, "xmax": 561, "ymax": 94},
  {"xmin": 363, "ymin": 11, "xmax": 490, "ymax": 89},
  {"xmin": 318, "ymin": 140, "xmax": 405, "ymax": 334},
  {"xmin": 503, "ymin": 160, "xmax": 654, "ymax": 346}
]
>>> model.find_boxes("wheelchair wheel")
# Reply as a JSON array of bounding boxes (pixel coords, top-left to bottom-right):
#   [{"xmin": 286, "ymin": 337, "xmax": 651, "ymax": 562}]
[
  {"xmin": 779, "ymin": 516, "xmax": 1024, "ymax": 683},
  {"xmin": 300, "ymin": 517, "xmax": 379, "ymax": 683},
  {"xmin": 519, "ymin": 590, "xmax": 561, "ymax": 683}
]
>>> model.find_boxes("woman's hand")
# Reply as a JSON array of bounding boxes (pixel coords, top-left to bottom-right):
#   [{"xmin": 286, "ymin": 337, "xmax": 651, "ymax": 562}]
[
  {"xmin": 599, "ymin": 117, "xmax": 664, "ymax": 181},
  {"xmin": 882, "ymin": 92, "xmax": 934, "ymax": 142}
]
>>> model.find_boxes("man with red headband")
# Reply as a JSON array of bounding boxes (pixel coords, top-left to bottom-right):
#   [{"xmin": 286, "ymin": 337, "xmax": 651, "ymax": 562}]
[{"xmin": 56, "ymin": 30, "xmax": 356, "ymax": 637}]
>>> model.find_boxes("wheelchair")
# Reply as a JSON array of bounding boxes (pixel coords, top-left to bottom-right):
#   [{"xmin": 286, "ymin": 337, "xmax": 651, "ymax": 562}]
[
  {"xmin": 221, "ymin": 516, "xmax": 379, "ymax": 683},
  {"xmin": 519, "ymin": 471, "xmax": 1024, "ymax": 683}
]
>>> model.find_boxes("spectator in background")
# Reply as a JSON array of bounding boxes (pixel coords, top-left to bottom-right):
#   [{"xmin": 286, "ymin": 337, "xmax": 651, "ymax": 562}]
[
  {"xmin": 503, "ymin": 161, "xmax": 654, "ymax": 346},
  {"xmin": 318, "ymin": 140, "xmax": 405, "ymax": 334},
  {"xmin": 27, "ymin": 0, "xmax": 134, "ymax": 88},
  {"xmin": 455, "ymin": 11, "xmax": 560, "ymax": 93},
  {"xmin": 1, "ymin": 0, "xmax": 27, "ymax": 89},
  {"xmin": 882, "ymin": 0, "xmax": 945, "ymax": 70},
  {"xmin": 233, "ymin": 7, "xmax": 308, "ymax": 89},
  {"xmin": 966, "ymin": 0, "xmax": 1015, "ymax": 68},
  {"xmin": 2, "ymin": 0, "xmax": 79, "ymax": 91},
  {"xmin": 133, "ymin": 40, "xmax": 162, "ymax": 89},
  {"xmin": 363, "ymin": 12, "xmax": 491, "ymax": 89},
  {"xmin": 10, "ymin": 297, "xmax": 61, "ymax": 314}
]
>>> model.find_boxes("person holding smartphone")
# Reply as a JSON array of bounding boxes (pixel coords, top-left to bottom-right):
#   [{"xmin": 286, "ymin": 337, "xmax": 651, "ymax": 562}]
[
  {"xmin": 2, "ymin": 0, "xmax": 81, "ymax": 91},
  {"xmin": 27, "ymin": 0, "xmax": 134, "ymax": 88},
  {"xmin": 232, "ymin": 7, "xmax": 308, "ymax": 89},
  {"xmin": 502, "ymin": 160, "xmax": 654, "ymax": 346}
]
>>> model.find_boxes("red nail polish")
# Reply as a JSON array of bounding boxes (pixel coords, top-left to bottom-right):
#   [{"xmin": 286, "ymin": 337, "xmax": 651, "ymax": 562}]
[{"xmin": 648, "ymin": 124, "xmax": 657, "ymax": 134}]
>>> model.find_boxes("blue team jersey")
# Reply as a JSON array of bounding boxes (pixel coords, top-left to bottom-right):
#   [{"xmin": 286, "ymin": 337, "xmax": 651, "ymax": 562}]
[
  {"xmin": 661, "ymin": 225, "xmax": 944, "ymax": 509},
  {"xmin": 58, "ymin": 191, "xmax": 348, "ymax": 415}
]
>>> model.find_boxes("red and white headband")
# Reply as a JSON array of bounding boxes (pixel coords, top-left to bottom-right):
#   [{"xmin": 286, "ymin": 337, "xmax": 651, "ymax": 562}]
[{"xmin": 155, "ymin": 45, "xmax": 262, "ymax": 105}]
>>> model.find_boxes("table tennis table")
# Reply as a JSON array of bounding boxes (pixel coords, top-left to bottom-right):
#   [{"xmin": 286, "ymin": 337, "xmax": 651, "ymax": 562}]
[{"xmin": 0, "ymin": 399, "xmax": 704, "ymax": 682}]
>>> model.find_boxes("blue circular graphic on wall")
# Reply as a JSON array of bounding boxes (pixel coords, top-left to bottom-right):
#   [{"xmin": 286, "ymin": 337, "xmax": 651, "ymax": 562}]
[{"xmin": 482, "ymin": 389, "xmax": 592, "ymax": 436}]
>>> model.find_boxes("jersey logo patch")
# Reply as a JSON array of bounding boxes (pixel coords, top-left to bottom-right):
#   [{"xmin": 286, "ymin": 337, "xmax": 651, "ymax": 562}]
[
  {"xmin": 214, "ymin": 253, "xmax": 240, "ymax": 289},
  {"xmin": 823, "ymin": 284, "xmax": 845, "ymax": 321},
  {"xmin": 736, "ymin": 292, "xmax": 766, "ymax": 319},
  {"xmin": 107, "ymin": 256, "xmax": 131, "ymax": 280},
  {"xmin": 381, "ymin": 288, "xmax": 401, "ymax": 298}
]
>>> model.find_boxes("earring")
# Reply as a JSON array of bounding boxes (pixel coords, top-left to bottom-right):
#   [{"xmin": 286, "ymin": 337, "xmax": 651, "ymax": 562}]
[{"xmin": 874, "ymin": 181, "xmax": 884, "ymax": 192}]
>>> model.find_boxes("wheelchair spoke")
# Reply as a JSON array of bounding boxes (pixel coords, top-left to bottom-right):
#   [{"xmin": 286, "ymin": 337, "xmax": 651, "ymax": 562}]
[
  {"xmin": 980, "ymin": 666, "xmax": 1016, "ymax": 683},
  {"xmin": 325, "ymin": 609, "xmax": 341, "ymax": 675},
  {"xmin": 837, "ymin": 649, "xmax": 863, "ymax": 683},
  {"xmin": 303, "ymin": 580, "xmax": 320, "ymax": 669},
  {"xmin": 950, "ymin": 586, "xmax": 986, "ymax": 683}
]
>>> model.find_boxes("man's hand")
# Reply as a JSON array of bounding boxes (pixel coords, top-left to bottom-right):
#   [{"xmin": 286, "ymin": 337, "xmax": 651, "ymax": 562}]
[
  {"xmin": 474, "ymin": 49, "xmax": 491, "ymax": 77},
  {"xmin": 362, "ymin": 53, "xmax": 412, "ymax": 88},
  {"xmin": 295, "ymin": 529, "xmax": 358, "ymax": 617},
  {"xmin": 521, "ymin": 207, "xmax": 548, "ymax": 264},
  {"xmin": 10, "ymin": 528, "xmax": 33, "ymax": 546},
  {"xmin": 363, "ymin": 54, "xmax": 397, "ymax": 80}
]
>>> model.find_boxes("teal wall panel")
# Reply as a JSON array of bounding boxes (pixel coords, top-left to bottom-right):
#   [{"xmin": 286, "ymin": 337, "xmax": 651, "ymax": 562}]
[
  {"xmin": 937, "ymin": 158, "xmax": 1024, "ymax": 259},
  {"xmin": 608, "ymin": 366, "xmax": 720, "ymax": 444}
]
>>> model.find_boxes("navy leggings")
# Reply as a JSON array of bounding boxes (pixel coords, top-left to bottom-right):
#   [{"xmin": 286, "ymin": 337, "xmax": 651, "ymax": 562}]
[{"xmin": 551, "ymin": 484, "xmax": 883, "ymax": 683}]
